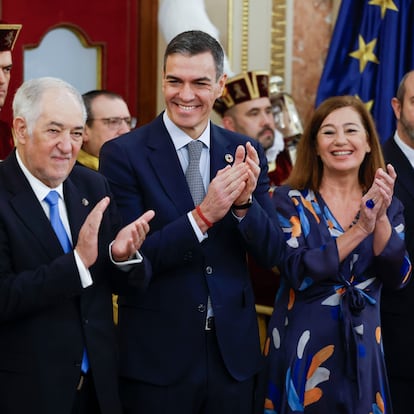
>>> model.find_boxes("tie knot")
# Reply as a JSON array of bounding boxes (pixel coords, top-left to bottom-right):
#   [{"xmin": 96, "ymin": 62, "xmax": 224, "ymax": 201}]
[
  {"xmin": 44, "ymin": 190, "xmax": 60, "ymax": 207},
  {"xmin": 187, "ymin": 140, "xmax": 203, "ymax": 161}
]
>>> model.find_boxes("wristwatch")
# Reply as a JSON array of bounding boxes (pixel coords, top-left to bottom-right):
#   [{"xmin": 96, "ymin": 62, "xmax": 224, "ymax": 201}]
[{"xmin": 232, "ymin": 196, "xmax": 253, "ymax": 210}]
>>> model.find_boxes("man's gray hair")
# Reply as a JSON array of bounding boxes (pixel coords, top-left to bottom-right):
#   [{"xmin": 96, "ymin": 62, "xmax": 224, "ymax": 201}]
[{"xmin": 13, "ymin": 77, "xmax": 87, "ymax": 135}]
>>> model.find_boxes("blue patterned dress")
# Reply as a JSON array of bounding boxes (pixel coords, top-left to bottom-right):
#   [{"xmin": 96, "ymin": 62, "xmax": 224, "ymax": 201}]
[{"xmin": 264, "ymin": 186, "xmax": 411, "ymax": 414}]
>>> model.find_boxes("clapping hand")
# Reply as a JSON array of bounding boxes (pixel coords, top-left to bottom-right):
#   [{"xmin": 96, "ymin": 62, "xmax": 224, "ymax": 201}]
[
  {"xmin": 111, "ymin": 210, "xmax": 155, "ymax": 262},
  {"xmin": 232, "ymin": 142, "xmax": 260, "ymax": 208},
  {"xmin": 358, "ymin": 164, "xmax": 396, "ymax": 234}
]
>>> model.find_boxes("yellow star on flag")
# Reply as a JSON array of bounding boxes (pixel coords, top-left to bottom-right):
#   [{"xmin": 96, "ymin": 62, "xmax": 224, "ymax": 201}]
[
  {"xmin": 349, "ymin": 35, "xmax": 380, "ymax": 73},
  {"xmin": 364, "ymin": 99, "xmax": 374, "ymax": 112},
  {"xmin": 355, "ymin": 95, "xmax": 374, "ymax": 113},
  {"xmin": 368, "ymin": 0, "xmax": 398, "ymax": 19}
]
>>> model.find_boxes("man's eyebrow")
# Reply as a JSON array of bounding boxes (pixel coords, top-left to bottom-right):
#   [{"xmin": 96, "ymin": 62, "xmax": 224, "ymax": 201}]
[
  {"xmin": 193, "ymin": 76, "xmax": 212, "ymax": 82},
  {"xmin": 165, "ymin": 74, "xmax": 212, "ymax": 83},
  {"xmin": 47, "ymin": 121, "xmax": 84, "ymax": 130},
  {"xmin": 48, "ymin": 121, "xmax": 64, "ymax": 128}
]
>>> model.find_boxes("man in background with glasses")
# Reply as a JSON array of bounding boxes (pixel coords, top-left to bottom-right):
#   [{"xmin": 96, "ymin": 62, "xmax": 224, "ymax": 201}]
[
  {"xmin": 77, "ymin": 89, "xmax": 136, "ymax": 324},
  {"xmin": 77, "ymin": 90, "xmax": 136, "ymax": 171}
]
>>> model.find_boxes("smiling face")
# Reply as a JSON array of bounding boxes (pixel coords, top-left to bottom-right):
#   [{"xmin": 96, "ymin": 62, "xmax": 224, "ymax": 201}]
[
  {"xmin": 162, "ymin": 52, "xmax": 226, "ymax": 139},
  {"xmin": 316, "ymin": 106, "xmax": 371, "ymax": 177},
  {"xmin": 14, "ymin": 87, "xmax": 84, "ymax": 188}
]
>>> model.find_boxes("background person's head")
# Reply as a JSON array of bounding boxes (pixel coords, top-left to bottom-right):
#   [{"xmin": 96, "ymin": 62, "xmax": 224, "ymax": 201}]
[
  {"xmin": 82, "ymin": 90, "xmax": 134, "ymax": 157},
  {"xmin": 0, "ymin": 23, "xmax": 21, "ymax": 109},
  {"xmin": 391, "ymin": 70, "xmax": 414, "ymax": 146},
  {"xmin": 214, "ymin": 71, "xmax": 275, "ymax": 150},
  {"xmin": 13, "ymin": 77, "xmax": 86, "ymax": 188}
]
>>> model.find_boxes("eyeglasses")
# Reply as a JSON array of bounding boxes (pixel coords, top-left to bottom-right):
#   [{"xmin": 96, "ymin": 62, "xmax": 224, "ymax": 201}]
[{"xmin": 90, "ymin": 117, "xmax": 137, "ymax": 130}]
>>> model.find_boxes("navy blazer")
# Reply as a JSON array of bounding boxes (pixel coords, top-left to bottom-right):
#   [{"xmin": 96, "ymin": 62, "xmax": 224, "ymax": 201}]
[
  {"xmin": 381, "ymin": 136, "xmax": 414, "ymax": 378},
  {"xmin": 0, "ymin": 151, "xmax": 149, "ymax": 414},
  {"xmin": 100, "ymin": 113, "xmax": 285, "ymax": 385}
]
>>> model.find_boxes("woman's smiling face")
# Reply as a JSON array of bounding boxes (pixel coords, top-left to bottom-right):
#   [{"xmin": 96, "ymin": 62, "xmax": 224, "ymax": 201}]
[{"xmin": 316, "ymin": 106, "xmax": 371, "ymax": 176}]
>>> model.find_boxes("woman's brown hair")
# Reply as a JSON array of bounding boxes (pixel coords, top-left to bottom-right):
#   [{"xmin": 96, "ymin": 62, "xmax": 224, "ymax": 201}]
[{"xmin": 286, "ymin": 95, "xmax": 385, "ymax": 192}]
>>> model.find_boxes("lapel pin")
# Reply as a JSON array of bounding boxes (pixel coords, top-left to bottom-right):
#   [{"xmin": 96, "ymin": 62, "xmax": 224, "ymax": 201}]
[
  {"xmin": 225, "ymin": 154, "xmax": 234, "ymax": 164},
  {"xmin": 82, "ymin": 198, "xmax": 89, "ymax": 206}
]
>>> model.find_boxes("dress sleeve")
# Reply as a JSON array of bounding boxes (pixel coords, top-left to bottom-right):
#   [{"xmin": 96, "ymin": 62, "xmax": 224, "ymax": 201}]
[{"xmin": 273, "ymin": 186, "xmax": 340, "ymax": 291}]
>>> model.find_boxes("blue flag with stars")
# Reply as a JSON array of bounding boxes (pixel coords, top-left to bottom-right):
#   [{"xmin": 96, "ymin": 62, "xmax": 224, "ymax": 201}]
[{"xmin": 316, "ymin": 0, "xmax": 414, "ymax": 143}]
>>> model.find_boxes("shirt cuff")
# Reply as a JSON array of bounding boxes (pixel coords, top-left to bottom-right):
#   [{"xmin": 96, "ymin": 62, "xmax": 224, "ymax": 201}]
[
  {"xmin": 74, "ymin": 250, "xmax": 93, "ymax": 288},
  {"xmin": 108, "ymin": 241, "xmax": 143, "ymax": 272},
  {"xmin": 231, "ymin": 209, "xmax": 244, "ymax": 222},
  {"xmin": 187, "ymin": 211, "xmax": 208, "ymax": 242}
]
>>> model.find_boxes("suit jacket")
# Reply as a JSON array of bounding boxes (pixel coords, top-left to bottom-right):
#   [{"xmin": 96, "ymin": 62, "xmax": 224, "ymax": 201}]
[
  {"xmin": 381, "ymin": 136, "xmax": 414, "ymax": 379},
  {"xmin": 0, "ymin": 151, "xmax": 149, "ymax": 414},
  {"xmin": 99, "ymin": 113, "xmax": 285, "ymax": 385}
]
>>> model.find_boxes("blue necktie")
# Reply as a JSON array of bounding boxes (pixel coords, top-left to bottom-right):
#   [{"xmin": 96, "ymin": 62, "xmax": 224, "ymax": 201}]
[
  {"xmin": 44, "ymin": 190, "xmax": 89, "ymax": 373},
  {"xmin": 44, "ymin": 190, "xmax": 72, "ymax": 254}
]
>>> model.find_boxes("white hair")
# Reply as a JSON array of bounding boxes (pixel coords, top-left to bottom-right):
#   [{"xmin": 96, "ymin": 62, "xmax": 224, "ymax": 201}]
[{"xmin": 13, "ymin": 77, "xmax": 87, "ymax": 135}]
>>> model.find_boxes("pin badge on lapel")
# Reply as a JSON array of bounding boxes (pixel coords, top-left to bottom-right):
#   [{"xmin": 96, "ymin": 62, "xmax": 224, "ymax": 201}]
[
  {"xmin": 225, "ymin": 154, "xmax": 233, "ymax": 164},
  {"xmin": 82, "ymin": 198, "xmax": 89, "ymax": 206}
]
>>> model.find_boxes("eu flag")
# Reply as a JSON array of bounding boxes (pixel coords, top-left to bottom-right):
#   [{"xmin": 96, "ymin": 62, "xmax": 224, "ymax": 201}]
[{"xmin": 316, "ymin": 0, "xmax": 414, "ymax": 143}]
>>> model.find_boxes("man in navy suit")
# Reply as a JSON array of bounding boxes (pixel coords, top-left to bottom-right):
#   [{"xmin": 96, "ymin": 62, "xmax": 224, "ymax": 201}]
[
  {"xmin": 0, "ymin": 77, "xmax": 154, "ymax": 414},
  {"xmin": 381, "ymin": 70, "xmax": 414, "ymax": 414},
  {"xmin": 99, "ymin": 30, "xmax": 285, "ymax": 414}
]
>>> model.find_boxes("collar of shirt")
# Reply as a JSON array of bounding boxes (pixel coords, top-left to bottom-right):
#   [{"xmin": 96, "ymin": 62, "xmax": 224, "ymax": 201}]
[
  {"xmin": 15, "ymin": 150, "xmax": 64, "ymax": 204},
  {"xmin": 162, "ymin": 111, "xmax": 210, "ymax": 187},
  {"xmin": 15, "ymin": 150, "xmax": 71, "ymax": 239},
  {"xmin": 162, "ymin": 110, "xmax": 211, "ymax": 151},
  {"xmin": 394, "ymin": 132, "xmax": 414, "ymax": 168}
]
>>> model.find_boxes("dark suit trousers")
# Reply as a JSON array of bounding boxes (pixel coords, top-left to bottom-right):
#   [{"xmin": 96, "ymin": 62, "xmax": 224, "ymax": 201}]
[
  {"xmin": 120, "ymin": 326, "xmax": 255, "ymax": 414},
  {"xmin": 71, "ymin": 372, "xmax": 101, "ymax": 414},
  {"xmin": 387, "ymin": 377, "xmax": 414, "ymax": 414}
]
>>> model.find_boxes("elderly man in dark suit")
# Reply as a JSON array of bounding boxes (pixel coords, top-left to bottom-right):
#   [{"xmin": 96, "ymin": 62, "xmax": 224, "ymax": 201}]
[
  {"xmin": 0, "ymin": 76, "xmax": 154, "ymax": 414},
  {"xmin": 381, "ymin": 70, "xmax": 414, "ymax": 414},
  {"xmin": 99, "ymin": 30, "xmax": 285, "ymax": 414}
]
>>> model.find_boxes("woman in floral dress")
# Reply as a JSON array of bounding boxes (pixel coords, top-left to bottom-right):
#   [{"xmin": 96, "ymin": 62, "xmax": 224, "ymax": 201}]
[{"xmin": 264, "ymin": 96, "xmax": 411, "ymax": 414}]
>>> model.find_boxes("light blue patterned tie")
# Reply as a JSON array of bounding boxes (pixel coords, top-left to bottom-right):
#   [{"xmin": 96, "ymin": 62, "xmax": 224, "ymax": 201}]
[
  {"xmin": 185, "ymin": 140, "xmax": 205, "ymax": 205},
  {"xmin": 44, "ymin": 190, "xmax": 89, "ymax": 373}
]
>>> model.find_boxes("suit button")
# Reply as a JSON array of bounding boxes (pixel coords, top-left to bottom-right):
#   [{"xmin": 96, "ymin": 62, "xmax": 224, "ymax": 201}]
[
  {"xmin": 205, "ymin": 266, "xmax": 213, "ymax": 275},
  {"xmin": 197, "ymin": 304, "xmax": 205, "ymax": 312},
  {"xmin": 183, "ymin": 251, "xmax": 193, "ymax": 262},
  {"xmin": 84, "ymin": 319, "xmax": 89, "ymax": 325}
]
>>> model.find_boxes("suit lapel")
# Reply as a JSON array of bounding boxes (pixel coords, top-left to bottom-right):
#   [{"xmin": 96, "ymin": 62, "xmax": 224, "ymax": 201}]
[
  {"xmin": 147, "ymin": 116, "xmax": 195, "ymax": 213},
  {"xmin": 385, "ymin": 138, "xmax": 414, "ymax": 201},
  {"xmin": 210, "ymin": 124, "xmax": 235, "ymax": 180},
  {"xmin": 63, "ymin": 177, "xmax": 90, "ymax": 247},
  {"xmin": 3, "ymin": 153, "xmax": 65, "ymax": 258}
]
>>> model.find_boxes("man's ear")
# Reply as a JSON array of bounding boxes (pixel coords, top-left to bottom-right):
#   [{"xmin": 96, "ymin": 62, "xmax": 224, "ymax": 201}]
[
  {"xmin": 391, "ymin": 97, "xmax": 401, "ymax": 120},
  {"xmin": 222, "ymin": 115, "xmax": 236, "ymax": 132},
  {"xmin": 82, "ymin": 125, "xmax": 91, "ymax": 143},
  {"xmin": 13, "ymin": 117, "xmax": 27, "ymax": 144}
]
